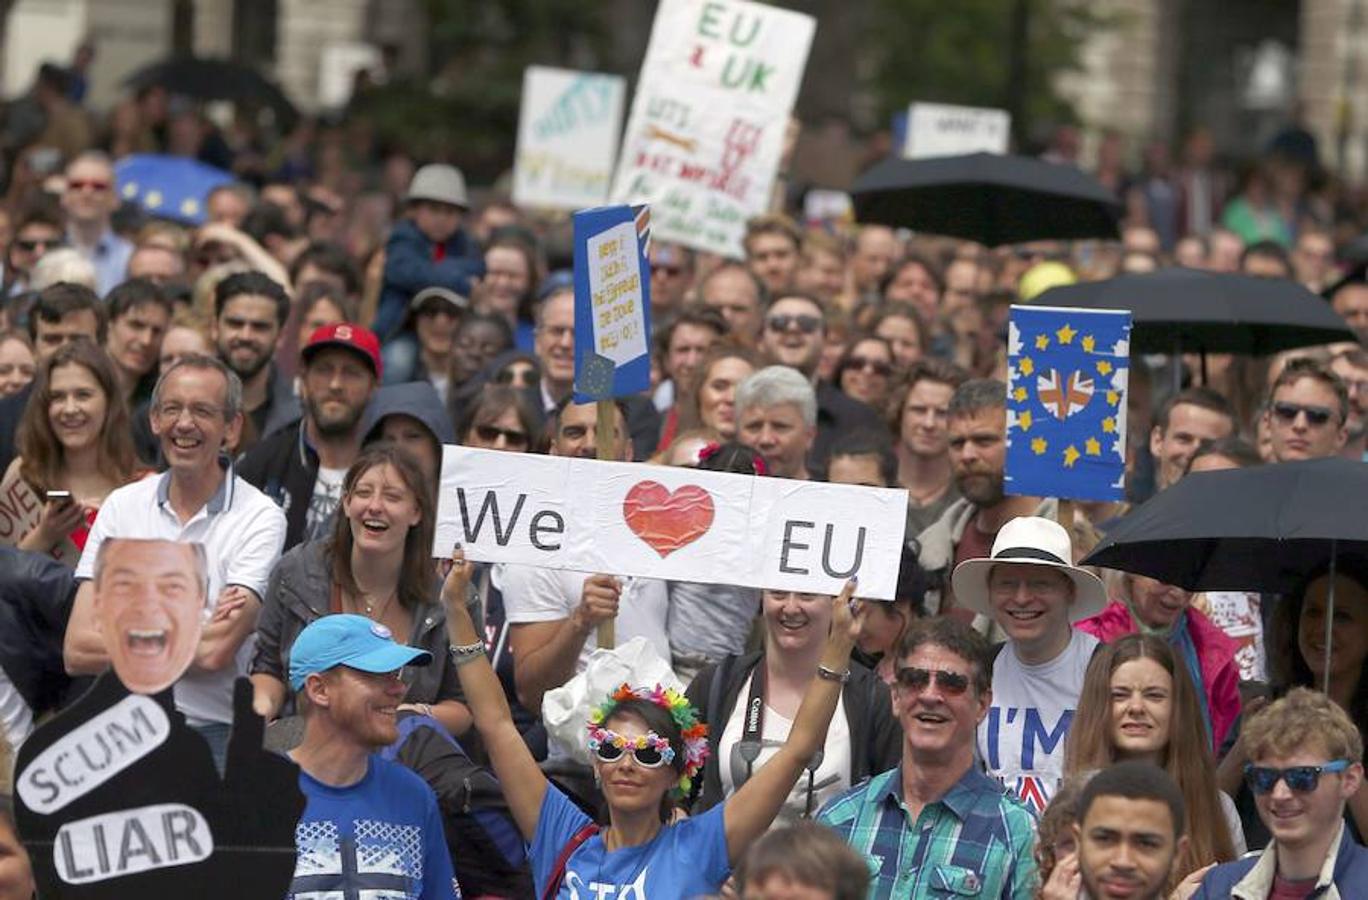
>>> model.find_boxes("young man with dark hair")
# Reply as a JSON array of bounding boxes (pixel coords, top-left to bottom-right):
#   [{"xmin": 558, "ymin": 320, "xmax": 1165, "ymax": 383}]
[
  {"xmin": 917, "ymin": 379, "xmax": 1053, "ymax": 618},
  {"xmin": 104, "ymin": 277, "xmax": 173, "ymax": 405},
  {"xmin": 743, "ymin": 214, "xmax": 802, "ymax": 296},
  {"xmin": 1075, "ymin": 761, "xmax": 1189, "ymax": 900},
  {"xmin": 3, "ymin": 207, "xmax": 64, "ymax": 297},
  {"xmin": 1150, "ymin": 386, "xmax": 1234, "ymax": 491},
  {"xmin": 699, "ymin": 261, "xmax": 766, "ymax": 346},
  {"xmin": 210, "ymin": 270, "xmax": 298, "ymax": 451},
  {"xmin": 825, "ymin": 428, "xmax": 898, "ymax": 488},
  {"xmin": 890, "ymin": 359, "xmax": 969, "ymax": 534},
  {"xmin": 1195, "ymin": 689, "xmax": 1368, "ymax": 898},
  {"xmin": 1264, "ymin": 357, "xmax": 1349, "ymax": 461},
  {"xmin": 239, "ymin": 324, "xmax": 380, "ymax": 550}
]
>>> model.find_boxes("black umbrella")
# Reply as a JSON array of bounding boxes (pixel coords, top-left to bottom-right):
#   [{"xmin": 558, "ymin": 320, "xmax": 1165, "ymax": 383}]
[
  {"xmin": 124, "ymin": 57, "xmax": 297, "ymax": 127},
  {"xmin": 1081, "ymin": 458, "xmax": 1368, "ymax": 687},
  {"xmin": 1031, "ymin": 268, "xmax": 1356, "ymax": 355},
  {"xmin": 850, "ymin": 152, "xmax": 1122, "ymax": 246}
]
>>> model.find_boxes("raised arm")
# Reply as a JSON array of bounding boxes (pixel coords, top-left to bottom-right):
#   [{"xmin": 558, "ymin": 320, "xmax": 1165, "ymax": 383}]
[
  {"xmin": 63, "ymin": 580, "xmax": 109, "ymax": 674},
  {"xmin": 508, "ymin": 573, "xmax": 620, "ymax": 712},
  {"xmin": 442, "ymin": 545, "xmax": 547, "ymax": 842},
  {"xmin": 722, "ymin": 580, "xmax": 859, "ymax": 865}
]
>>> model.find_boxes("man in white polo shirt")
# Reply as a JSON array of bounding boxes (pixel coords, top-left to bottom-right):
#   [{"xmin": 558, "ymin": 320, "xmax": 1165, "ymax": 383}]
[{"xmin": 62, "ymin": 354, "xmax": 286, "ymax": 769}]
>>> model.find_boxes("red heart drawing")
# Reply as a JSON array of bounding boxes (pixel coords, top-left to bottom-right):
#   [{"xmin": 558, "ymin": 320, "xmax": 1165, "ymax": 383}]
[{"xmin": 622, "ymin": 481, "xmax": 715, "ymax": 558}]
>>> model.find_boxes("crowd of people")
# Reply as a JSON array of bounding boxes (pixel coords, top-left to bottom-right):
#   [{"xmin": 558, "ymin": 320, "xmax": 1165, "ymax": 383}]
[{"xmin": 0, "ymin": 51, "xmax": 1365, "ymax": 900}]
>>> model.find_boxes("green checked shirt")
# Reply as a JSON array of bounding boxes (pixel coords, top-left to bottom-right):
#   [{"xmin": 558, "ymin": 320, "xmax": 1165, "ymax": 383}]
[{"xmin": 816, "ymin": 765, "xmax": 1038, "ymax": 899}]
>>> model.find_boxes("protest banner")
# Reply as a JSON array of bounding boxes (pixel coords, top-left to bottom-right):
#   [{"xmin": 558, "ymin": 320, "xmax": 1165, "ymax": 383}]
[
  {"xmin": 610, "ymin": 0, "xmax": 815, "ymax": 257},
  {"xmin": 434, "ymin": 447, "xmax": 908, "ymax": 600},
  {"xmin": 513, "ymin": 66, "xmax": 626, "ymax": 210},
  {"xmin": 15, "ymin": 539, "xmax": 302, "ymax": 899},
  {"xmin": 903, "ymin": 102, "xmax": 1011, "ymax": 160},
  {"xmin": 1004, "ymin": 305, "xmax": 1133, "ymax": 518}
]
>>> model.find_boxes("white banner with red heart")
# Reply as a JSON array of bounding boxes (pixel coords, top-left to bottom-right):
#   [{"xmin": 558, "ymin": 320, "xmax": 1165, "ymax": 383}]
[{"xmin": 434, "ymin": 446, "xmax": 908, "ymax": 599}]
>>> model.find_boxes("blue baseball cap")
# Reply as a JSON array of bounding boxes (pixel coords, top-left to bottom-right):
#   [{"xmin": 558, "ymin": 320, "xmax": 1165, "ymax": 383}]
[{"xmin": 288, "ymin": 614, "xmax": 432, "ymax": 690}]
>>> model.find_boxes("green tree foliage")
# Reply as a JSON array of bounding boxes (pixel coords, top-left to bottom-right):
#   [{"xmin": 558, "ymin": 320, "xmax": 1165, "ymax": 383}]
[{"xmin": 864, "ymin": 0, "xmax": 1112, "ymax": 141}]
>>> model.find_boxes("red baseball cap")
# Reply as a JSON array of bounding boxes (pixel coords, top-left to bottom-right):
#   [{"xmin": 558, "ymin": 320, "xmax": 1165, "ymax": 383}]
[{"xmin": 301, "ymin": 323, "xmax": 382, "ymax": 379}]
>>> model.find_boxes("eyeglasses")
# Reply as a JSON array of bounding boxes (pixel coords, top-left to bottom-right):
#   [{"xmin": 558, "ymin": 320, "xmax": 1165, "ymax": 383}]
[
  {"xmin": 1271, "ymin": 401, "xmax": 1337, "ymax": 427},
  {"xmin": 1244, "ymin": 759, "xmax": 1351, "ymax": 794},
  {"xmin": 894, "ymin": 666, "xmax": 971, "ymax": 696},
  {"xmin": 155, "ymin": 402, "xmax": 226, "ymax": 423},
  {"xmin": 14, "ymin": 238, "xmax": 60, "ymax": 252},
  {"xmin": 474, "ymin": 424, "xmax": 529, "ymax": 447},
  {"xmin": 587, "ymin": 726, "xmax": 676, "ymax": 768},
  {"xmin": 847, "ymin": 356, "xmax": 892, "ymax": 377},
  {"xmin": 67, "ymin": 179, "xmax": 111, "ymax": 193},
  {"xmin": 652, "ymin": 264, "xmax": 683, "ymax": 277},
  {"xmin": 766, "ymin": 314, "xmax": 822, "ymax": 335}
]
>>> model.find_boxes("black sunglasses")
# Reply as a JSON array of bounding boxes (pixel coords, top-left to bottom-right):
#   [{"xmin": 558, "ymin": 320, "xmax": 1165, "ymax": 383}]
[
  {"xmin": 14, "ymin": 238, "xmax": 60, "ymax": 252},
  {"xmin": 474, "ymin": 424, "xmax": 529, "ymax": 447},
  {"xmin": 1244, "ymin": 759, "xmax": 1350, "ymax": 794},
  {"xmin": 894, "ymin": 666, "xmax": 970, "ymax": 696},
  {"xmin": 847, "ymin": 355, "xmax": 893, "ymax": 377},
  {"xmin": 1272, "ymin": 401, "xmax": 1336, "ymax": 427},
  {"xmin": 494, "ymin": 368, "xmax": 537, "ymax": 386},
  {"xmin": 766, "ymin": 313, "xmax": 822, "ymax": 335}
]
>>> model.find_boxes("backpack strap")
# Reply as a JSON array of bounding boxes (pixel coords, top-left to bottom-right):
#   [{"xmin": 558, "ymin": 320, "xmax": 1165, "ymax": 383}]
[{"xmin": 540, "ymin": 822, "xmax": 600, "ymax": 900}]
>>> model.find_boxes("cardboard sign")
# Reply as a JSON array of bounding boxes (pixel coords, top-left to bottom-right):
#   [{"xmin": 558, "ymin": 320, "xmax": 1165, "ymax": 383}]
[
  {"xmin": 904, "ymin": 102, "xmax": 1011, "ymax": 160},
  {"xmin": 610, "ymin": 0, "xmax": 816, "ymax": 257},
  {"xmin": 0, "ymin": 469, "xmax": 81, "ymax": 565},
  {"xmin": 1005, "ymin": 305, "xmax": 1132, "ymax": 502},
  {"xmin": 572, "ymin": 205, "xmax": 653, "ymax": 401},
  {"xmin": 434, "ymin": 446, "xmax": 908, "ymax": 599},
  {"xmin": 15, "ymin": 539, "xmax": 303, "ymax": 898},
  {"xmin": 514, "ymin": 66, "xmax": 627, "ymax": 210}
]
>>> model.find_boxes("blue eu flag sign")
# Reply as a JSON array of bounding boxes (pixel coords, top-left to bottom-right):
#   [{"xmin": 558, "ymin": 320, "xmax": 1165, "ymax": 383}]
[{"xmin": 1005, "ymin": 305, "xmax": 1132, "ymax": 502}]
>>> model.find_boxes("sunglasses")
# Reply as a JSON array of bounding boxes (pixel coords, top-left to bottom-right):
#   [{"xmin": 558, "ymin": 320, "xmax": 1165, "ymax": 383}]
[
  {"xmin": 652, "ymin": 264, "xmax": 683, "ymax": 277},
  {"xmin": 1244, "ymin": 759, "xmax": 1351, "ymax": 794},
  {"xmin": 494, "ymin": 368, "xmax": 537, "ymax": 387},
  {"xmin": 588, "ymin": 726, "xmax": 676, "ymax": 768},
  {"xmin": 67, "ymin": 179, "xmax": 111, "ymax": 192},
  {"xmin": 847, "ymin": 356, "xmax": 892, "ymax": 377},
  {"xmin": 474, "ymin": 424, "xmax": 529, "ymax": 447},
  {"xmin": 766, "ymin": 314, "xmax": 822, "ymax": 335},
  {"xmin": 894, "ymin": 666, "xmax": 970, "ymax": 696},
  {"xmin": 1271, "ymin": 401, "xmax": 1337, "ymax": 427},
  {"xmin": 14, "ymin": 238, "xmax": 60, "ymax": 252}
]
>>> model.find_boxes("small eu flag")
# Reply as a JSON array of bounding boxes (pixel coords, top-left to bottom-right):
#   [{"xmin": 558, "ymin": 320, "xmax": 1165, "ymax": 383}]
[{"xmin": 1005, "ymin": 305, "xmax": 1132, "ymax": 502}]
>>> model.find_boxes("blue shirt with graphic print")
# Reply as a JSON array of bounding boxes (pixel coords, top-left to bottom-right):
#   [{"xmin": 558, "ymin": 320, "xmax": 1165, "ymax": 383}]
[
  {"xmin": 290, "ymin": 755, "xmax": 460, "ymax": 899},
  {"xmin": 532, "ymin": 785, "xmax": 729, "ymax": 899}
]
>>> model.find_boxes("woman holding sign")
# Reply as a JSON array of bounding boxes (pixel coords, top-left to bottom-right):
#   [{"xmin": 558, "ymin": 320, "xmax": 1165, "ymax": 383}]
[
  {"xmin": 2, "ymin": 340, "xmax": 139, "ymax": 564},
  {"xmin": 440, "ymin": 543, "xmax": 862, "ymax": 897}
]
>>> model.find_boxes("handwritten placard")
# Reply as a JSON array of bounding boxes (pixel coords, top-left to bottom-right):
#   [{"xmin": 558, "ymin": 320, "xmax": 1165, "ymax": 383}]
[
  {"xmin": 610, "ymin": 0, "xmax": 815, "ymax": 257},
  {"xmin": 904, "ymin": 102, "xmax": 1011, "ymax": 160},
  {"xmin": 573, "ymin": 205, "xmax": 653, "ymax": 401},
  {"xmin": 434, "ymin": 446, "xmax": 908, "ymax": 599},
  {"xmin": 514, "ymin": 66, "xmax": 626, "ymax": 210}
]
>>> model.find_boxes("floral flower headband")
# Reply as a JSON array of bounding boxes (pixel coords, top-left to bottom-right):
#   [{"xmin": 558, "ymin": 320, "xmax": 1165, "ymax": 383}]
[{"xmin": 587, "ymin": 683, "xmax": 709, "ymax": 799}]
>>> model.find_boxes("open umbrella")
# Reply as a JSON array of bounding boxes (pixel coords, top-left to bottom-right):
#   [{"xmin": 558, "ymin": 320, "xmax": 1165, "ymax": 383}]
[
  {"xmin": 123, "ymin": 57, "xmax": 297, "ymax": 127},
  {"xmin": 115, "ymin": 154, "xmax": 234, "ymax": 225},
  {"xmin": 1080, "ymin": 458, "xmax": 1368, "ymax": 687},
  {"xmin": 1031, "ymin": 268, "xmax": 1356, "ymax": 355},
  {"xmin": 850, "ymin": 152, "xmax": 1122, "ymax": 246}
]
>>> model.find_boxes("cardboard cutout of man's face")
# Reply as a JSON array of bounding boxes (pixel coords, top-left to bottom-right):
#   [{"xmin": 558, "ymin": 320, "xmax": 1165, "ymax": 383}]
[{"xmin": 93, "ymin": 539, "xmax": 206, "ymax": 695}]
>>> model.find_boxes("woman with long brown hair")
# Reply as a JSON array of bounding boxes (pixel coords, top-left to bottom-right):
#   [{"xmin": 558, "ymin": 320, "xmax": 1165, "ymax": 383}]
[
  {"xmin": 3, "ymin": 340, "xmax": 138, "ymax": 564},
  {"xmin": 251, "ymin": 442, "xmax": 472, "ymax": 735},
  {"xmin": 675, "ymin": 343, "xmax": 764, "ymax": 441},
  {"xmin": 1064, "ymin": 634, "xmax": 1241, "ymax": 890}
]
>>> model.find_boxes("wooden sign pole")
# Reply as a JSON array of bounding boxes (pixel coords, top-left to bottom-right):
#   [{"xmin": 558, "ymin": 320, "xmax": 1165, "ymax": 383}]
[{"xmin": 595, "ymin": 399, "xmax": 617, "ymax": 649}]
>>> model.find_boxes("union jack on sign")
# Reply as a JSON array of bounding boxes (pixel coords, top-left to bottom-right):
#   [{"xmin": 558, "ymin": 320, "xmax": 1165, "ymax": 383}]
[{"xmin": 1036, "ymin": 368, "xmax": 1094, "ymax": 420}]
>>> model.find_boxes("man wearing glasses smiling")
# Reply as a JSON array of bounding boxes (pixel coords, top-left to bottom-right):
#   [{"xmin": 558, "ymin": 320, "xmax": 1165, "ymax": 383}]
[
  {"xmin": 817, "ymin": 616, "xmax": 1038, "ymax": 898},
  {"xmin": 1263, "ymin": 358, "xmax": 1349, "ymax": 462},
  {"xmin": 60, "ymin": 152, "xmax": 130, "ymax": 298},
  {"xmin": 1193, "ymin": 688, "xmax": 1368, "ymax": 898}
]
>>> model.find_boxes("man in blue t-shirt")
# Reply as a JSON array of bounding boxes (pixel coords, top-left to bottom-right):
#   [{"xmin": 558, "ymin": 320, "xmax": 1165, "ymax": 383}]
[{"xmin": 285, "ymin": 614, "xmax": 461, "ymax": 900}]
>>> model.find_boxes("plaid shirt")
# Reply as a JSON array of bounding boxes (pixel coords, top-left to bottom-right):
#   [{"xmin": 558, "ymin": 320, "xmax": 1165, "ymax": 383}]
[{"xmin": 816, "ymin": 765, "xmax": 1038, "ymax": 899}]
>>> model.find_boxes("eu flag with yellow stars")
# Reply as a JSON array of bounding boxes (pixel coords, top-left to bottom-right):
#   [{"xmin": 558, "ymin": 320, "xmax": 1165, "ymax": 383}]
[{"xmin": 1005, "ymin": 305, "xmax": 1132, "ymax": 502}]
